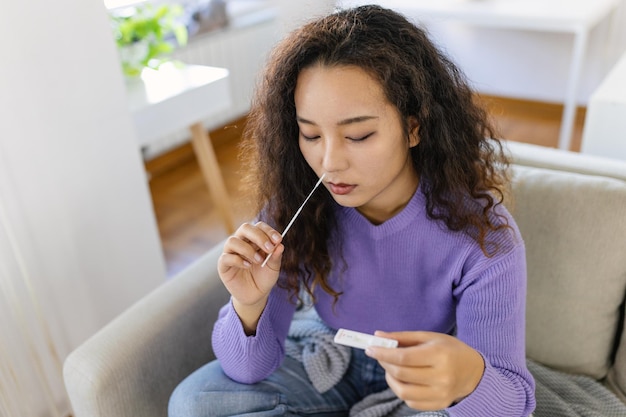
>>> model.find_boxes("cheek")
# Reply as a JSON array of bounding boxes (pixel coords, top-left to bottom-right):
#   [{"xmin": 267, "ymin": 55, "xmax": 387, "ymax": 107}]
[
  {"xmin": 364, "ymin": 145, "xmax": 410, "ymax": 180},
  {"xmin": 364, "ymin": 140, "xmax": 405, "ymax": 167}
]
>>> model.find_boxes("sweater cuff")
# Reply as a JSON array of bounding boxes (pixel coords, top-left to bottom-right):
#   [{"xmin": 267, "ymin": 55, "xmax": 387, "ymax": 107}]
[
  {"xmin": 224, "ymin": 297, "xmax": 280, "ymax": 350},
  {"xmin": 447, "ymin": 361, "xmax": 526, "ymax": 417},
  {"xmin": 212, "ymin": 299, "xmax": 282, "ymax": 383}
]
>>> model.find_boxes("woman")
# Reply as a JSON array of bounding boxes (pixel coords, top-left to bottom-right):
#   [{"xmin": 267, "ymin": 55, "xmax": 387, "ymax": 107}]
[{"xmin": 169, "ymin": 5, "xmax": 536, "ymax": 416}]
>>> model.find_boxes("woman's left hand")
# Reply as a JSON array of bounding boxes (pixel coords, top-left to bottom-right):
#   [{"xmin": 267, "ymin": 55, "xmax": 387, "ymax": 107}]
[{"xmin": 365, "ymin": 331, "xmax": 485, "ymax": 411}]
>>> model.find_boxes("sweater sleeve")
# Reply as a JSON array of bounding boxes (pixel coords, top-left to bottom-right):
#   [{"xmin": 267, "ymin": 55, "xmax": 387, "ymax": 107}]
[
  {"xmin": 448, "ymin": 243, "xmax": 536, "ymax": 417},
  {"xmin": 211, "ymin": 284, "xmax": 297, "ymax": 384}
]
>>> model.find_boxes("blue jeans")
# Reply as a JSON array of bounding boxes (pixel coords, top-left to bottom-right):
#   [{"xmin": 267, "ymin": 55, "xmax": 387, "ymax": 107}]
[{"xmin": 168, "ymin": 348, "xmax": 388, "ymax": 417}]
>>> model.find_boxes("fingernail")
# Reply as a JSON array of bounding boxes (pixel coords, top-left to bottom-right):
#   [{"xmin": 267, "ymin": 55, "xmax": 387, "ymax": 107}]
[
  {"xmin": 265, "ymin": 241, "xmax": 274, "ymax": 251},
  {"xmin": 254, "ymin": 253, "xmax": 263, "ymax": 263},
  {"xmin": 243, "ymin": 260, "xmax": 251, "ymax": 268},
  {"xmin": 365, "ymin": 347, "xmax": 374, "ymax": 357},
  {"xmin": 271, "ymin": 233, "xmax": 281, "ymax": 243}
]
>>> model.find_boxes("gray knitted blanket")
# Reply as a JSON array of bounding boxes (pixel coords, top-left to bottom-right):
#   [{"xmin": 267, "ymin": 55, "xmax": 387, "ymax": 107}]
[
  {"xmin": 284, "ymin": 305, "xmax": 351, "ymax": 393},
  {"xmin": 286, "ymin": 306, "xmax": 626, "ymax": 417},
  {"xmin": 285, "ymin": 306, "xmax": 447, "ymax": 417},
  {"xmin": 527, "ymin": 359, "xmax": 626, "ymax": 417}
]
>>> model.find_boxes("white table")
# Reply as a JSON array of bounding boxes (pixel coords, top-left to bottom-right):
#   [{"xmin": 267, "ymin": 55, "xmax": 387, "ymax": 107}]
[
  {"xmin": 127, "ymin": 63, "xmax": 235, "ymax": 234},
  {"xmin": 340, "ymin": 0, "xmax": 620, "ymax": 150},
  {"xmin": 581, "ymin": 51, "xmax": 626, "ymax": 162}
]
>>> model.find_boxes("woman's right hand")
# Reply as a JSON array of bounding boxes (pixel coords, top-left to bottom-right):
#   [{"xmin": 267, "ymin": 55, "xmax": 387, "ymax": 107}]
[{"xmin": 217, "ymin": 221, "xmax": 284, "ymax": 333}]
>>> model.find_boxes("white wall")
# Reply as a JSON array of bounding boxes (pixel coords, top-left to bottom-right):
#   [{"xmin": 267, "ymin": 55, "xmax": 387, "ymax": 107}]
[
  {"xmin": 268, "ymin": 0, "xmax": 336, "ymax": 33},
  {"xmin": 337, "ymin": 0, "xmax": 626, "ymax": 106},
  {"xmin": 0, "ymin": 0, "xmax": 166, "ymax": 348}
]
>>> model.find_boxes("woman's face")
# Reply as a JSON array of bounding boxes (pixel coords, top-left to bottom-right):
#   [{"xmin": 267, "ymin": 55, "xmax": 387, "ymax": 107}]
[{"xmin": 295, "ymin": 64, "xmax": 419, "ymax": 224}]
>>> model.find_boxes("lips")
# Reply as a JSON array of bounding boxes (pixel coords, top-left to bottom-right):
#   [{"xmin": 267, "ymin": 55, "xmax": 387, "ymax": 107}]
[{"xmin": 328, "ymin": 182, "xmax": 356, "ymax": 195}]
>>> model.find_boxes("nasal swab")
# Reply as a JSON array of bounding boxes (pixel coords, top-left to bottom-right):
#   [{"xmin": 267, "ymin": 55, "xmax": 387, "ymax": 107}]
[{"xmin": 261, "ymin": 173, "xmax": 326, "ymax": 267}]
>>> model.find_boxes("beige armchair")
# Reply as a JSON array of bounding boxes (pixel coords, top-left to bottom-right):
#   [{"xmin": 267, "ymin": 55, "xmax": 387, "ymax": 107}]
[{"xmin": 63, "ymin": 141, "xmax": 626, "ymax": 417}]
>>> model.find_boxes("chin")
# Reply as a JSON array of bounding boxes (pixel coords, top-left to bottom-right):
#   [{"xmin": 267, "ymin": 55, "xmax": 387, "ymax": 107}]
[{"xmin": 330, "ymin": 194, "xmax": 362, "ymax": 208}]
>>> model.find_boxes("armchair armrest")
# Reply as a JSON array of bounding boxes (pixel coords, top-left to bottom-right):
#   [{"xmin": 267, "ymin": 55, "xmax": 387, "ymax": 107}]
[
  {"xmin": 63, "ymin": 242, "xmax": 229, "ymax": 417},
  {"xmin": 504, "ymin": 140, "xmax": 626, "ymax": 181}
]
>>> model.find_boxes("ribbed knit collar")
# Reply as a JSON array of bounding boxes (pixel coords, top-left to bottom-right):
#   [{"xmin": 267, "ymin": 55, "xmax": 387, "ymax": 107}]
[{"xmin": 335, "ymin": 182, "xmax": 426, "ymax": 240}]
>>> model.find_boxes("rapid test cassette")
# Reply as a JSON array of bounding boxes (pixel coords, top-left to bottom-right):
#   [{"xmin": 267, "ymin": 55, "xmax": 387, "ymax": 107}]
[{"xmin": 334, "ymin": 328, "xmax": 398, "ymax": 349}]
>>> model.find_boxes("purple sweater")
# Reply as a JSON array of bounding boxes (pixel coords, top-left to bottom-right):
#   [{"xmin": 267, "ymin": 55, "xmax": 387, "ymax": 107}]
[{"xmin": 212, "ymin": 187, "xmax": 536, "ymax": 416}]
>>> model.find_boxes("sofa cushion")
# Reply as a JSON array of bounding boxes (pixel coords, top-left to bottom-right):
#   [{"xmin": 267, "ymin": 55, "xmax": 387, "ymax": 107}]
[
  {"xmin": 608, "ymin": 327, "xmax": 626, "ymax": 403},
  {"xmin": 510, "ymin": 165, "xmax": 626, "ymax": 380}
]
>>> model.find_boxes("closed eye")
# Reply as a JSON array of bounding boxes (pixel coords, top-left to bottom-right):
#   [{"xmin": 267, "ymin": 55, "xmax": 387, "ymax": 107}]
[
  {"xmin": 301, "ymin": 133, "xmax": 320, "ymax": 141},
  {"xmin": 300, "ymin": 132, "xmax": 375, "ymax": 141},
  {"xmin": 347, "ymin": 132, "xmax": 374, "ymax": 142}
]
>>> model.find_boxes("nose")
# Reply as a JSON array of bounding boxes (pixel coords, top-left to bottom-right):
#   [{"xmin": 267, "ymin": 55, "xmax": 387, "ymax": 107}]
[{"xmin": 321, "ymin": 136, "xmax": 348, "ymax": 173}]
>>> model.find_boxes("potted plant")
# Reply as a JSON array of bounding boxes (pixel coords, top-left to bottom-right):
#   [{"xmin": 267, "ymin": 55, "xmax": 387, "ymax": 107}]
[{"xmin": 110, "ymin": 3, "xmax": 189, "ymax": 77}]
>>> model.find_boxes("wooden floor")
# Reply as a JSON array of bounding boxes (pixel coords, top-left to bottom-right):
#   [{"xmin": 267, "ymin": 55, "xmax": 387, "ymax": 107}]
[{"xmin": 146, "ymin": 95, "xmax": 586, "ymax": 277}]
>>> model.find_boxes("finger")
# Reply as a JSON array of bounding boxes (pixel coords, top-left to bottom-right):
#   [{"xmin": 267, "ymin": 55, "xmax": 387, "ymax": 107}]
[
  {"xmin": 366, "ymin": 340, "xmax": 436, "ymax": 368},
  {"xmin": 254, "ymin": 221, "xmax": 283, "ymax": 245},
  {"xmin": 237, "ymin": 222, "xmax": 279, "ymax": 256},
  {"xmin": 375, "ymin": 330, "xmax": 439, "ymax": 347},
  {"xmin": 263, "ymin": 243, "xmax": 284, "ymax": 270},
  {"xmin": 385, "ymin": 373, "xmax": 429, "ymax": 402},
  {"xmin": 385, "ymin": 374, "xmax": 450, "ymax": 411},
  {"xmin": 218, "ymin": 252, "xmax": 253, "ymax": 275},
  {"xmin": 377, "ymin": 359, "xmax": 437, "ymax": 385},
  {"xmin": 223, "ymin": 234, "xmax": 266, "ymax": 266}
]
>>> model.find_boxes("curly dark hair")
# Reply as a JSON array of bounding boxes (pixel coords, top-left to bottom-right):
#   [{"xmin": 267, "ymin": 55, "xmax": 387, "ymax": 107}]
[{"xmin": 239, "ymin": 4, "xmax": 510, "ymax": 303}]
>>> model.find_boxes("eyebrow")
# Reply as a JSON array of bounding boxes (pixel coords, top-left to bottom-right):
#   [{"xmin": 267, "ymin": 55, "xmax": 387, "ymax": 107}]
[{"xmin": 296, "ymin": 115, "xmax": 378, "ymax": 126}]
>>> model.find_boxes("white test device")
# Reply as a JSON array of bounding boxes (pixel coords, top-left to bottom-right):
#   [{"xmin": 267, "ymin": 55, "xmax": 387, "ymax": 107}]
[{"xmin": 334, "ymin": 328, "xmax": 398, "ymax": 350}]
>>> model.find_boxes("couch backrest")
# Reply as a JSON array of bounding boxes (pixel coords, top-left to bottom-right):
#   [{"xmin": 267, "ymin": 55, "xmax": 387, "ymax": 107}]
[{"xmin": 509, "ymin": 163, "xmax": 626, "ymax": 401}]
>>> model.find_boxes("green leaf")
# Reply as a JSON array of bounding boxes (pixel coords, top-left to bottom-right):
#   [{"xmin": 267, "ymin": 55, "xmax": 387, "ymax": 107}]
[
  {"xmin": 109, "ymin": 2, "xmax": 189, "ymax": 74},
  {"xmin": 173, "ymin": 25, "xmax": 188, "ymax": 46}
]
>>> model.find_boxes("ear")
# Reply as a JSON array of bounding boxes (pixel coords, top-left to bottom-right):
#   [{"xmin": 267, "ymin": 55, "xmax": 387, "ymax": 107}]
[{"xmin": 408, "ymin": 117, "xmax": 420, "ymax": 148}]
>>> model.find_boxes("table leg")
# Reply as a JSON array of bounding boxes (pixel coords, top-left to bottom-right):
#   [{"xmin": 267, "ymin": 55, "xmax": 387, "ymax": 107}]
[
  {"xmin": 189, "ymin": 122, "xmax": 235, "ymax": 235},
  {"xmin": 558, "ymin": 28, "xmax": 588, "ymax": 151}
]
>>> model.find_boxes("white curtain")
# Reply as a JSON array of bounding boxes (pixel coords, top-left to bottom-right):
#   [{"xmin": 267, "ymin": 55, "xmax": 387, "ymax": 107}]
[
  {"xmin": 0, "ymin": 199, "xmax": 72, "ymax": 416},
  {"xmin": 0, "ymin": 0, "xmax": 167, "ymax": 416},
  {"xmin": 610, "ymin": 0, "xmax": 626, "ymax": 58}
]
